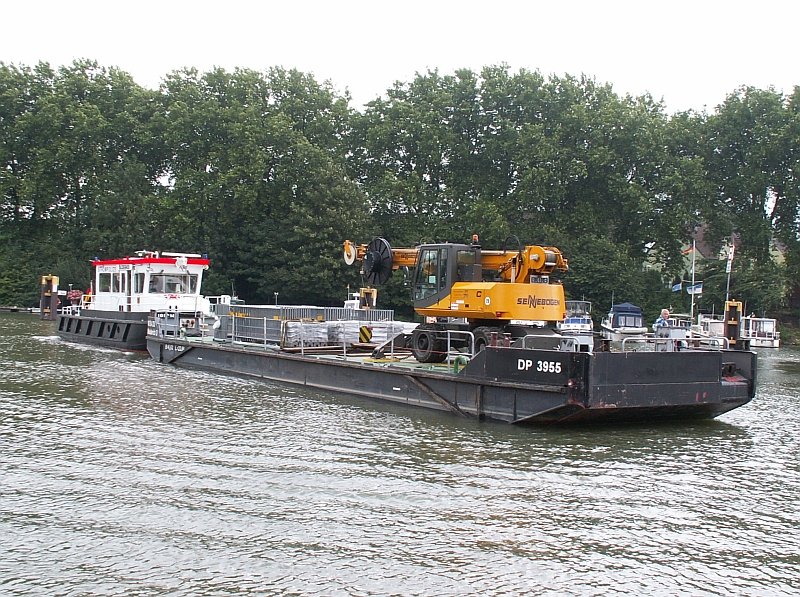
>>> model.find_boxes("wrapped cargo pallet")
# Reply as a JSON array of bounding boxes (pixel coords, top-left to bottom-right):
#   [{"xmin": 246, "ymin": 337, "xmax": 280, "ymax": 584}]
[
  {"xmin": 283, "ymin": 321, "xmax": 329, "ymax": 347},
  {"xmin": 328, "ymin": 321, "xmax": 361, "ymax": 345}
]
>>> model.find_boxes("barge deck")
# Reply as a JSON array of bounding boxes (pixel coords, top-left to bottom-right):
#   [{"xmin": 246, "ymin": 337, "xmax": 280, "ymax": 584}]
[{"xmin": 147, "ymin": 327, "xmax": 756, "ymax": 426}]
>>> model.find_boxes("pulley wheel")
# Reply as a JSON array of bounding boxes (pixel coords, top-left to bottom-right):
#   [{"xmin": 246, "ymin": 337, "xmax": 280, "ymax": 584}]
[
  {"xmin": 363, "ymin": 237, "xmax": 393, "ymax": 286},
  {"xmin": 343, "ymin": 240, "xmax": 357, "ymax": 265}
]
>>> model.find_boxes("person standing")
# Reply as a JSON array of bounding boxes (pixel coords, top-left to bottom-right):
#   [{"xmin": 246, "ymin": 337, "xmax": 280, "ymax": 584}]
[{"xmin": 654, "ymin": 308, "xmax": 670, "ymax": 328}]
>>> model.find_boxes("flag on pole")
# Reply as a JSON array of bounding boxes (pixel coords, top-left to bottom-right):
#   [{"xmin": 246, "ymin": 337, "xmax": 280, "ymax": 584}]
[
  {"xmin": 671, "ymin": 281, "xmax": 682, "ymax": 292},
  {"xmin": 725, "ymin": 243, "xmax": 735, "ymax": 274},
  {"xmin": 686, "ymin": 282, "xmax": 703, "ymax": 295}
]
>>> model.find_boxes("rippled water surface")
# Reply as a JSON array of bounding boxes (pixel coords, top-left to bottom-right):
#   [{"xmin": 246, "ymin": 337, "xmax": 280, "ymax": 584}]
[{"xmin": 1, "ymin": 313, "xmax": 799, "ymax": 595}]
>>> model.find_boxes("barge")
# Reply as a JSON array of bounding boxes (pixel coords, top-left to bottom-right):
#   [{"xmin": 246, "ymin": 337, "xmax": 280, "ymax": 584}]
[
  {"xmin": 147, "ymin": 324, "xmax": 756, "ymax": 425},
  {"xmin": 55, "ymin": 251, "xmax": 213, "ymax": 351},
  {"xmin": 146, "ymin": 237, "xmax": 757, "ymax": 425}
]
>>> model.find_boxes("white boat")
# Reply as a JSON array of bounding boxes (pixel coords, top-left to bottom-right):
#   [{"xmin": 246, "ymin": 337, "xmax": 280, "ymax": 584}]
[
  {"xmin": 53, "ymin": 250, "xmax": 214, "ymax": 350},
  {"xmin": 698, "ymin": 313, "xmax": 725, "ymax": 338},
  {"xmin": 601, "ymin": 302, "xmax": 648, "ymax": 342},
  {"xmin": 556, "ymin": 300, "xmax": 594, "ymax": 351},
  {"xmin": 740, "ymin": 315, "xmax": 781, "ymax": 348},
  {"xmin": 557, "ymin": 300, "xmax": 593, "ymax": 335},
  {"xmin": 698, "ymin": 312, "xmax": 780, "ymax": 348}
]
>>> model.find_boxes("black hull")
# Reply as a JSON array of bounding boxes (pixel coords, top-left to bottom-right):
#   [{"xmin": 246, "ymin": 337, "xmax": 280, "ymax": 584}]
[
  {"xmin": 57, "ymin": 311, "xmax": 149, "ymax": 351},
  {"xmin": 146, "ymin": 336, "xmax": 756, "ymax": 426}
]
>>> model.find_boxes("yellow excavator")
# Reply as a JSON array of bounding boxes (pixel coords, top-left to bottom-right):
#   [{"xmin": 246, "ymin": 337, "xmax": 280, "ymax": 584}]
[{"xmin": 343, "ymin": 235, "xmax": 569, "ymax": 362}]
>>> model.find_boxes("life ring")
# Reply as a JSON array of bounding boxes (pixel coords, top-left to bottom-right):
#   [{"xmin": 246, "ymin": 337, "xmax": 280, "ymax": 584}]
[{"xmin": 343, "ymin": 240, "xmax": 357, "ymax": 265}]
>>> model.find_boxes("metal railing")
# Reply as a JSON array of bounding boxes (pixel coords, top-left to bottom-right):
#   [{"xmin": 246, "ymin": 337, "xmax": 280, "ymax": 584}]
[
  {"xmin": 213, "ymin": 314, "xmax": 409, "ymax": 352},
  {"xmin": 621, "ymin": 335, "xmax": 730, "ymax": 351},
  {"xmin": 324, "ymin": 307, "xmax": 395, "ymax": 322},
  {"xmin": 446, "ymin": 330, "xmax": 474, "ymax": 366},
  {"xmin": 215, "ymin": 303, "xmax": 394, "ymax": 323}
]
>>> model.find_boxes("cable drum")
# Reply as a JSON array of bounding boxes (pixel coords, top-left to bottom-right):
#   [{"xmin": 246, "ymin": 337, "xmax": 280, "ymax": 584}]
[{"xmin": 362, "ymin": 237, "xmax": 394, "ymax": 286}]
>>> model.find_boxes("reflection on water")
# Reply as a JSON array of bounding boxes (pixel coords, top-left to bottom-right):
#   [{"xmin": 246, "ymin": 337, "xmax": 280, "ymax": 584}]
[{"xmin": 1, "ymin": 314, "xmax": 799, "ymax": 595}]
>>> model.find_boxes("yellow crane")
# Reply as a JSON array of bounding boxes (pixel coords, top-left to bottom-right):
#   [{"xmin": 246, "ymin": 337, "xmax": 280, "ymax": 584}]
[{"xmin": 343, "ymin": 235, "xmax": 569, "ymax": 362}]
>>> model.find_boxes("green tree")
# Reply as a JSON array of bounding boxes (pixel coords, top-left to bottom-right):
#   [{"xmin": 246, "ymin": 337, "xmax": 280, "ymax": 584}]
[
  {"xmin": 705, "ymin": 87, "xmax": 793, "ymax": 261},
  {"xmin": 158, "ymin": 67, "xmax": 369, "ymax": 303}
]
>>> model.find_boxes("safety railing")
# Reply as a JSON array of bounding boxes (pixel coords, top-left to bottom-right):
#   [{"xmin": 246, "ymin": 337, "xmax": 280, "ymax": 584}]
[
  {"xmin": 215, "ymin": 303, "xmax": 394, "ymax": 323},
  {"xmin": 621, "ymin": 335, "xmax": 730, "ymax": 352},
  {"xmin": 210, "ymin": 314, "xmax": 410, "ymax": 353},
  {"xmin": 446, "ymin": 330, "xmax": 474, "ymax": 366},
  {"xmin": 519, "ymin": 334, "xmax": 569, "ymax": 351},
  {"xmin": 324, "ymin": 307, "xmax": 395, "ymax": 322}
]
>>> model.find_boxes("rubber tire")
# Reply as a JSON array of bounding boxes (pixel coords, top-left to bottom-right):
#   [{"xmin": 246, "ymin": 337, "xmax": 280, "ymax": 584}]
[{"xmin": 412, "ymin": 326, "xmax": 447, "ymax": 363}]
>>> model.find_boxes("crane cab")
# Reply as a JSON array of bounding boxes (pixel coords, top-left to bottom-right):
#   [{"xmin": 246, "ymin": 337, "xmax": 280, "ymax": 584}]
[{"xmin": 412, "ymin": 243, "xmax": 482, "ymax": 308}]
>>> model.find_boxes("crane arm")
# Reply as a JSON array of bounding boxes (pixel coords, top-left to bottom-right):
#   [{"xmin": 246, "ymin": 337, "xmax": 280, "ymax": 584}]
[
  {"xmin": 343, "ymin": 238, "xmax": 568, "ymax": 286},
  {"xmin": 482, "ymin": 246, "xmax": 568, "ymax": 281}
]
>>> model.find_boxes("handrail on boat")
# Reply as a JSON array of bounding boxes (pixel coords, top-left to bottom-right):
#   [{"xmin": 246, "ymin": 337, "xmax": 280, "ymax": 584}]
[
  {"xmin": 620, "ymin": 335, "xmax": 730, "ymax": 351},
  {"xmin": 520, "ymin": 334, "xmax": 577, "ymax": 352},
  {"xmin": 446, "ymin": 329, "xmax": 474, "ymax": 364},
  {"xmin": 222, "ymin": 314, "xmax": 412, "ymax": 359}
]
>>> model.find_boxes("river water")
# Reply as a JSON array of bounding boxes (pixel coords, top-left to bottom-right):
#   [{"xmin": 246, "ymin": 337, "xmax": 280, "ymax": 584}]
[{"xmin": 1, "ymin": 313, "xmax": 798, "ymax": 596}]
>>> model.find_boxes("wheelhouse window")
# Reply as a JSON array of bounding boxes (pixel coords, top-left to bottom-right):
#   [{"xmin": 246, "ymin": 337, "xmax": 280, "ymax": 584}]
[
  {"xmin": 98, "ymin": 273, "xmax": 111, "ymax": 293},
  {"xmin": 148, "ymin": 273, "xmax": 198, "ymax": 294},
  {"xmin": 97, "ymin": 272, "xmax": 126, "ymax": 293},
  {"xmin": 134, "ymin": 273, "xmax": 145, "ymax": 294},
  {"xmin": 112, "ymin": 273, "xmax": 125, "ymax": 293}
]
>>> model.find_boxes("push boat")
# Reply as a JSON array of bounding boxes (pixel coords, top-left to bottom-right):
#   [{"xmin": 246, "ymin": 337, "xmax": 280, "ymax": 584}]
[
  {"xmin": 55, "ymin": 251, "xmax": 214, "ymax": 351},
  {"xmin": 147, "ymin": 237, "xmax": 757, "ymax": 426}
]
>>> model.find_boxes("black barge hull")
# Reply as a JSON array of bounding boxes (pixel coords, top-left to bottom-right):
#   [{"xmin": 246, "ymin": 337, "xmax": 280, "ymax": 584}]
[
  {"xmin": 57, "ymin": 311, "xmax": 148, "ymax": 351},
  {"xmin": 146, "ymin": 336, "xmax": 756, "ymax": 425}
]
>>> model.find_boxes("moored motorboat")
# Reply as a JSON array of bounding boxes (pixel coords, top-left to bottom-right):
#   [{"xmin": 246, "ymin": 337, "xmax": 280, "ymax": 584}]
[
  {"xmin": 600, "ymin": 302, "xmax": 648, "ymax": 342},
  {"xmin": 55, "ymin": 251, "xmax": 214, "ymax": 351},
  {"xmin": 740, "ymin": 315, "xmax": 781, "ymax": 348},
  {"xmin": 698, "ymin": 313, "xmax": 725, "ymax": 337},
  {"xmin": 697, "ymin": 308, "xmax": 780, "ymax": 349},
  {"xmin": 556, "ymin": 299, "xmax": 594, "ymax": 351}
]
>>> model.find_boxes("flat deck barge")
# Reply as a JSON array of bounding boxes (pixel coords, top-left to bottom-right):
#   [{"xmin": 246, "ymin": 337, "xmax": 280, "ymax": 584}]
[{"xmin": 146, "ymin": 310, "xmax": 756, "ymax": 425}]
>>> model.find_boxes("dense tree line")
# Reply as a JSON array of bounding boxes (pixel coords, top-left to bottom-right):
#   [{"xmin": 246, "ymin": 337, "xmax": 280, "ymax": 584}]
[{"xmin": 1, "ymin": 60, "xmax": 798, "ymax": 322}]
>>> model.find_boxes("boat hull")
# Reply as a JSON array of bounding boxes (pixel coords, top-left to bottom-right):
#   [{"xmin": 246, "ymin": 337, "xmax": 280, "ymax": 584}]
[
  {"xmin": 146, "ymin": 335, "xmax": 756, "ymax": 425},
  {"xmin": 745, "ymin": 338, "xmax": 780, "ymax": 349},
  {"xmin": 57, "ymin": 310, "xmax": 149, "ymax": 351}
]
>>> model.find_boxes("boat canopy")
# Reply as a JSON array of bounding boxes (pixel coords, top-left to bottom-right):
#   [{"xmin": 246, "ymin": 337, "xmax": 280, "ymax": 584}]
[{"xmin": 609, "ymin": 302, "xmax": 643, "ymax": 315}]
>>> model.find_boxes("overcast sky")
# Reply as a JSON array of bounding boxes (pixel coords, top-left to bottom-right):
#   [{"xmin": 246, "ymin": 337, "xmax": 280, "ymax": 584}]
[{"xmin": 3, "ymin": 0, "xmax": 797, "ymax": 113}]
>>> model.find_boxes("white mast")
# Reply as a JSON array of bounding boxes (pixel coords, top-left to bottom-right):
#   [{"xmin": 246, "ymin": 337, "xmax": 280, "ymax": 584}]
[
  {"xmin": 725, "ymin": 239, "xmax": 735, "ymax": 302},
  {"xmin": 690, "ymin": 239, "xmax": 697, "ymax": 322}
]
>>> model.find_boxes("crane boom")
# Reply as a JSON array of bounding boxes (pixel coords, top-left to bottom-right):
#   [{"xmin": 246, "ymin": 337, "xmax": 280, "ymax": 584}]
[{"xmin": 343, "ymin": 238, "xmax": 568, "ymax": 281}]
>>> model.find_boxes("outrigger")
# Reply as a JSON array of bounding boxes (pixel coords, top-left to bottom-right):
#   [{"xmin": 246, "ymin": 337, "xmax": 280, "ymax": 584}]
[{"xmin": 146, "ymin": 237, "xmax": 757, "ymax": 425}]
